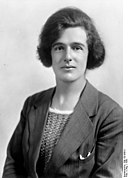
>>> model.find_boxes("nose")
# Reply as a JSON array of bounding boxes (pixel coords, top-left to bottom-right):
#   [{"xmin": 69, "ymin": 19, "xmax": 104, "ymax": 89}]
[
  {"xmin": 64, "ymin": 58, "xmax": 72, "ymax": 63},
  {"xmin": 64, "ymin": 47, "xmax": 72, "ymax": 63}
]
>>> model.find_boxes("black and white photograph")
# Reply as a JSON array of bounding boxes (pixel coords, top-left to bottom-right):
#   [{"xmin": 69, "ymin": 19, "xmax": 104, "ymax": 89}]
[{"xmin": 0, "ymin": 0, "xmax": 124, "ymax": 177}]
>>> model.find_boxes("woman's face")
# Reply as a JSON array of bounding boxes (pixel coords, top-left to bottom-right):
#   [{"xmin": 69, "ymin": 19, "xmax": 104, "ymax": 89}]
[{"xmin": 51, "ymin": 27, "xmax": 88, "ymax": 83}]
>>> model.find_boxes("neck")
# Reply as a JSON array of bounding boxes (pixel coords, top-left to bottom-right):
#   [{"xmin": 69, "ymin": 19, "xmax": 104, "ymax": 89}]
[
  {"xmin": 56, "ymin": 78, "xmax": 86, "ymax": 95},
  {"xmin": 52, "ymin": 77, "xmax": 86, "ymax": 111}
]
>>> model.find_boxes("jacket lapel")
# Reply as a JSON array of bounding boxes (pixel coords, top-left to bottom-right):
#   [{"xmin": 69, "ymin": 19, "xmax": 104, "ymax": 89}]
[
  {"xmin": 28, "ymin": 88, "xmax": 55, "ymax": 175},
  {"xmin": 46, "ymin": 81, "xmax": 98, "ymax": 173}
]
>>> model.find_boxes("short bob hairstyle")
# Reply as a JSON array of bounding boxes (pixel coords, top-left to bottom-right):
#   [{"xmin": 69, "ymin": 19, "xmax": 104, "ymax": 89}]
[{"xmin": 37, "ymin": 7, "xmax": 105, "ymax": 69}]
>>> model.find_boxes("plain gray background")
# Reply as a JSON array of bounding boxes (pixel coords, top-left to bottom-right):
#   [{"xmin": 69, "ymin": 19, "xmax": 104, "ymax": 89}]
[{"xmin": 0, "ymin": 0, "xmax": 123, "ymax": 176}]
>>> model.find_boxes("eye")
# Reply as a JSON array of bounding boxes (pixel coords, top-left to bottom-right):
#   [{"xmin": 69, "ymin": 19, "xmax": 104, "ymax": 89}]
[
  {"xmin": 53, "ymin": 45, "xmax": 64, "ymax": 52},
  {"xmin": 72, "ymin": 45, "xmax": 83, "ymax": 51}
]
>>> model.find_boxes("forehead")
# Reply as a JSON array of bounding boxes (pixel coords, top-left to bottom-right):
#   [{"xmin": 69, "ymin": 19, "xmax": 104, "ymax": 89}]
[{"xmin": 56, "ymin": 27, "xmax": 87, "ymax": 45}]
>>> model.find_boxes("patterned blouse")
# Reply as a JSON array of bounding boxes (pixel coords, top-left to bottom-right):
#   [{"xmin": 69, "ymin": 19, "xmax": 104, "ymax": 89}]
[{"xmin": 36, "ymin": 107, "xmax": 73, "ymax": 176}]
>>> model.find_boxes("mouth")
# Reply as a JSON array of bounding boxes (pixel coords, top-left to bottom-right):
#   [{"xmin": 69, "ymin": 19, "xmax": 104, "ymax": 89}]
[{"xmin": 61, "ymin": 66, "xmax": 76, "ymax": 69}]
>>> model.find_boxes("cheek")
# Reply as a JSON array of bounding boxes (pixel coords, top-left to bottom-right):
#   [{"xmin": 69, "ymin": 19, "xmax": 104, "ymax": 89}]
[
  {"xmin": 51, "ymin": 52, "xmax": 63, "ymax": 65},
  {"xmin": 51, "ymin": 55, "xmax": 57, "ymax": 66},
  {"xmin": 77, "ymin": 56, "xmax": 88, "ymax": 73},
  {"xmin": 79, "ymin": 54, "xmax": 88, "ymax": 66}
]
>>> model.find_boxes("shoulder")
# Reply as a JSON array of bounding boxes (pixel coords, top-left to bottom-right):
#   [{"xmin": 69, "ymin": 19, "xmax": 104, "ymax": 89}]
[
  {"xmin": 85, "ymin": 83, "xmax": 123, "ymax": 136},
  {"xmin": 85, "ymin": 81, "xmax": 122, "ymax": 121},
  {"xmin": 23, "ymin": 87, "xmax": 55, "ymax": 109},
  {"xmin": 95, "ymin": 89, "xmax": 123, "ymax": 129},
  {"xmin": 97, "ymin": 90, "xmax": 122, "ymax": 115}
]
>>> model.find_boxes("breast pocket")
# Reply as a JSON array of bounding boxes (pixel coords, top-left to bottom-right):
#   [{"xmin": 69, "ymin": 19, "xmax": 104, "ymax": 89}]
[
  {"xmin": 78, "ymin": 145, "xmax": 95, "ymax": 163},
  {"xmin": 78, "ymin": 145, "xmax": 95, "ymax": 177}
]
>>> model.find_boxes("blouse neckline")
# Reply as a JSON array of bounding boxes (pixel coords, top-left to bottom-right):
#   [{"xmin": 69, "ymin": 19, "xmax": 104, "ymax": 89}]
[{"xmin": 49, "ymin": 107, "xmax": 73, "ymax": 115}]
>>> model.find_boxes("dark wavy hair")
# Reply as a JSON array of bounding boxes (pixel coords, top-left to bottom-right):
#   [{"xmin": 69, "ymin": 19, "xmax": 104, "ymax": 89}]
[{"xmin": 37, "ymin": 7, "xmax": 105, "ymax": 69}]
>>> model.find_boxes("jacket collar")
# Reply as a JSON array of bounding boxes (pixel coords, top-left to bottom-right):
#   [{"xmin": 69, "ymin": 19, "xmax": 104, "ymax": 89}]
[
  {"xmin": 33, "ymin": 80, "xmax": 98, "ymax": 117},
  {"xmin": 33, "ymin": 87, "xmax": 55, "ymax": 108},
  {"xmin": 80, "ymin": 80, "xmax": 98, "ymax": 117}
]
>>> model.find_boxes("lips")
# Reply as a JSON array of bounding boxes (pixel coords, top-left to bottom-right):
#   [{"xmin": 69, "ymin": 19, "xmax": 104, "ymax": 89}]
[{"xmin": 61, "ymin": 65, "xmax": 76, "ymax": 69}]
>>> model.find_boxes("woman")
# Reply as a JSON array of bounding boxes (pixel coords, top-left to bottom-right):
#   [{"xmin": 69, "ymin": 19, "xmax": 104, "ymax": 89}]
[{"xmin": 2, "ymin": 7, "xmax": 123, "ymax": 178}]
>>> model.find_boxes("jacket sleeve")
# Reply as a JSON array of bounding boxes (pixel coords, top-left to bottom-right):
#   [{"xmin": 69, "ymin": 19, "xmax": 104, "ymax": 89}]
[
  {"xmin": 91, "ymin": 104, "xmax": 123, "ymax": 178},
  {"xmin": 2, "ymin": 98, "xmax": 30, "ymax": 178}
]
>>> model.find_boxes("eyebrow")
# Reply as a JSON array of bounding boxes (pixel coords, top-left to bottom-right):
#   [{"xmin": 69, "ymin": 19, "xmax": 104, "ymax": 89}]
[
  {"xmin": 72, "ymin": 42, "xmax": 86, "ymax": 48},
  {"xmin": 52, "ymin": 42, "xmax": 86, "ymax": 48},
  {"xmin": 52, "ymin": 42, "xmax": 64, "ymax": 48}
]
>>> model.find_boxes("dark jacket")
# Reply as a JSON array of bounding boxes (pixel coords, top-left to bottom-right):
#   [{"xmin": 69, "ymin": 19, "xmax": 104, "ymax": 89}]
[{"xmin": 2, "ymin": 81, "xmax": 123, "ymax": 178}]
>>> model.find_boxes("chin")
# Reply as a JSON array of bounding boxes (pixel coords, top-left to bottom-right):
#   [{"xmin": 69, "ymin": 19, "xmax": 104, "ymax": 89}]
[{"xmin": 60, "ymin": 76, "xmax": 78, "ymax": 83}]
